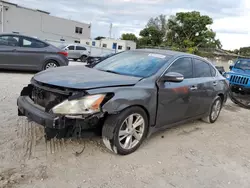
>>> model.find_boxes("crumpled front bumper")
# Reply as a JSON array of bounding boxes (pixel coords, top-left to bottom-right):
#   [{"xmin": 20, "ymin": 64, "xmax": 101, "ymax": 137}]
[
  {"xmin": 17, "ymin": 96, "xmax": 103, "ymax": 139},
  {"xmin": 17, "ymin": 96, "xmax": 58, "ymax": 128}
]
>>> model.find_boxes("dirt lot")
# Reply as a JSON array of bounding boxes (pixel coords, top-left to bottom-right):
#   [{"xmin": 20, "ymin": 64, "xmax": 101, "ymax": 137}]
[{"xmin": 0, "ymin": 67, "xmax": 250, "ymax": 188}]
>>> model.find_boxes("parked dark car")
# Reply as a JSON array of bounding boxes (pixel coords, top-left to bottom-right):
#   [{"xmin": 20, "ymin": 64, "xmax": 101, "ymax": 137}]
[
  {"xmin": 0, "ymin": 33, "xmax": 69, "ymax": 71},
  {"xmin": 86, "ymin": 52, "xmax": 123, "ymax": 68},
  {"xmin": 17, "ymin": 49, "xmax": 228, "ymax": 155}
]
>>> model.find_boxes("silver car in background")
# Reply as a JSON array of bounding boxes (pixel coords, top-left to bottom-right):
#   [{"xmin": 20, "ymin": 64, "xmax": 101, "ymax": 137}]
[
  {"xmin": 59, "ymin": 44, "xmax": 90, "ymax": 62},
  {"xmin": 0, "ymin": 33, "xmax": 69, "ymax": 71}
]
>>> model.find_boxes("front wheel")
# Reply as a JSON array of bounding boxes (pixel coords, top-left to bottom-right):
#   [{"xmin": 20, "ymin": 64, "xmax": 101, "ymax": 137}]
[
  {"xmin": 202, "ymin": 96, "xmax": 222, "ymax": 123},
  {"xmin": 102, "ymin": 107, "xmax": 148, "ymax": 155}
]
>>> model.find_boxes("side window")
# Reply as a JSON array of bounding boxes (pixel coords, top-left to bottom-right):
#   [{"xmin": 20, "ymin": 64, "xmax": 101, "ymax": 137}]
[
  {"xmin": 0, "ymin": 35, "xmax": 19, "ymax": 47},
  {"xmin": 21, "ymin": 37, "xmax": 48, "ymax": 48},
  {"xmin": 193, "ymin": 59, "xmax": 212, "ymax": 77},
  {"xmin": 76, "ymin": 46, "xmax": 86, "ymax": 50},
  {"xmin": 210, "ymin": 66, "xmax": 216, "ymax": 77},
  {"xmin": 166, "ymin": 57, "xmax": 193, "ymax": 79},
  {"xmin": 68, "ymin": 45, "xmax": 75, "ymax": 50}
]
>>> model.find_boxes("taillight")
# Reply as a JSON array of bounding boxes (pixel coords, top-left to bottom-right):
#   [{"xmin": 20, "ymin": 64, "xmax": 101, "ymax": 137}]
[{"xmin": 58, "ymin": 51, "xmax": 68, "ymax": 57}]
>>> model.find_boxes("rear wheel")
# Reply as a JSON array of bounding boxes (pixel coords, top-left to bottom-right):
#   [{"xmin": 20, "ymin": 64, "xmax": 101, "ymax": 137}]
[
  {"xmin": 73, "ymin": 58, "xmax": 78, "ymax": 62},
  {"xmin": 102, "ymin": 107, "xmax": 148, "ymax": 155},
  {"xmin": 202, "ymin": 96, "xmax": 222, "ymax": 123},
  {"xmin": 80, "ymin": 55, "xmax": 87, "ymax": 62},
  {"xmin": 43, "ymin": 60, "xmax": 58, "ymax": 70}
]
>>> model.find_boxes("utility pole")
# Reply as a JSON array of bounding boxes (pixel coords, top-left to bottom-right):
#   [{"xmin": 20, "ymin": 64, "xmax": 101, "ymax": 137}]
[
  {"xmin": 109, "ymin": 23, "xmax": 112, "ymax": 39},
  {"xmin": 0, "ymin": 2, "xmax": 4, "ymax": 32}
]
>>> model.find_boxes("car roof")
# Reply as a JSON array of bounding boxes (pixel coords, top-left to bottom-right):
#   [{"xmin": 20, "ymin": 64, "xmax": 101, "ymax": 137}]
[
  {"xmin": 1, "ymin": 33, "xmax": 40, "ymax": 40},
  {"xmin": 133, "ymin": 48, "xmax": 190, "ymax": 56},
  {"xmin": 133, "ymin": 48, "xmax": 210, "ymax": 61},
  {"xmin": 66, "ymin": 44, "xmax": 87, "ymax": 47},
  {"xmin": 0, "ymin": 33, "xmax": 51, "ymax": 45}
]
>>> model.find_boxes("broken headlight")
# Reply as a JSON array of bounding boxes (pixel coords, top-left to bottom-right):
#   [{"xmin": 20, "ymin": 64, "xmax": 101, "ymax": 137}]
[{"xmin": 52, "ymin": 94, "xmax": 105, "ymax": 115}]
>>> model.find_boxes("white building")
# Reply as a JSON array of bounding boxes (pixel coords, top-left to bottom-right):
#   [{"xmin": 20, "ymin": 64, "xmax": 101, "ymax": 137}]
[
  {"xmin": 0, "ymin": 0, "xmax": 91, "ymax": 45},
  {"xmin": 81, "ymin": 38, "xmax": 137, "ymax": 53}
]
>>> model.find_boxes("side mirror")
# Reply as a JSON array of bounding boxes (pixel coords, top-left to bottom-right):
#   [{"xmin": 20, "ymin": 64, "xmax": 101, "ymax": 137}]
[
  {"xmin": 229, "ymin": 65, "xmax": 233, "ymax": 70},
  {"xmin": 161, "ymin": 72, "xmax": 184, "ymax": 83},
  {"xmin": 64, "ymin": 47, "xmax": 69, "ymax": 51}
]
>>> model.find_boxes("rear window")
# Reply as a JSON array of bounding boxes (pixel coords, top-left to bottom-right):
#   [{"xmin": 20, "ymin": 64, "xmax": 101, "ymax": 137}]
[
  {"xmin": 21, "ymin": 37, "xmax": 48, "ymax": 48},
  {"xmin": 76, "ymin": 46, "xmax": 87, "ymax": 50}
]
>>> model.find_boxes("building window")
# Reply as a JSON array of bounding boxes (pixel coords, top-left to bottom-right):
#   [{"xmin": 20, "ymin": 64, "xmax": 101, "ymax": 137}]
[
  {"xmin": 86, "ymin": 42, "xmax": 90, "ymax": 45},
  {"xmin": 75, "ymin": 27, "xmax": 83, "ymax": 34},
  {"xmin": 92, "ymin": 41, "xmax": 96, "ymax": 46},
  {"xmin": 127, "ymin": 47, "xmax": 131, "ymax": 50},
  {"xmin": 102, "ymin": 43, "xmax": 107, "ymax": 48},
  {"xmin": 118, "ymin": 45, "xmax": 123, "ymax": 50},
  {"xmin": 74, "ymin": 40, "xmax": 80, "ymax": 43}
]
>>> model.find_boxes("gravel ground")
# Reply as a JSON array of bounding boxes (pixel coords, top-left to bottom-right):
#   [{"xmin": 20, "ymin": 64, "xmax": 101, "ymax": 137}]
[{"xmin": 0, "ymin": 63, "xmax": 250, "ymax": 188}]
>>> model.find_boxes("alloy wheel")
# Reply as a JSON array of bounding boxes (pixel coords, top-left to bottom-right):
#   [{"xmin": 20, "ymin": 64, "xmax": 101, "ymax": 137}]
[
  {"xmin": 211, "ymin": 100, "xmax": 221, "ymax": 121},
  {"xmin": 118, "ymin": 113, "xmax": 145, "ymax": 150},
  {"xmin": 45, "ymin": 62, "xmax": 58, "ymax": 69}
]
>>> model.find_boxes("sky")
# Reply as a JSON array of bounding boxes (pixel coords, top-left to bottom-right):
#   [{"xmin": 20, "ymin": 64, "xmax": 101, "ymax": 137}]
[{"xmin": 9, "ymin": 0, "xmax": 250, "ymax": 50}]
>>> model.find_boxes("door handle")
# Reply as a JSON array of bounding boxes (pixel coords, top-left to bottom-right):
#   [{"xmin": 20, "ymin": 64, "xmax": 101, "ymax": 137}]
[
  {"xmin": 190, "ymin": 86, "xmax": 198, "ymax": 90},
  {"xmin": 213, "ymin": 82, "xmax": 217, "ymax": 86}
]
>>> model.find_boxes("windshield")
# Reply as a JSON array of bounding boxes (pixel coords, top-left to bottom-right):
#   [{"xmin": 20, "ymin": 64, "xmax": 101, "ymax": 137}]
[
  {"xmin": 94, "ymin": 51, "xmax": 172, "ymax": 77},
  {"xmin": 234, "ymin": 59, "xmax": 250, "ymax": 70}
]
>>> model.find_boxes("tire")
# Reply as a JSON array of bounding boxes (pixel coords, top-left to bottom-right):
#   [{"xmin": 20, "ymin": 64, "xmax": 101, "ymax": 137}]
[
  {"xmin": 102, "ymin": 106, "xmax": 148, "ymax": 155},
  {"xmin": 73, "ymin": 58, "xmax": 78, "ymax": 62},
  {"xmin": 43, "ymin": 60, "xmax": 58, "ymax": 70},
  {"xmin": 202, "ymin": 96, "xmax": 222, "ymax": 123},
  {"xmin": 80, "ymin": 55, "xmax": 87, "ymax": 62}
]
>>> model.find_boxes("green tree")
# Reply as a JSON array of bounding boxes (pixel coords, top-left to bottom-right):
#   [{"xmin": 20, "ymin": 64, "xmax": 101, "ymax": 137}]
[
  {"xmin": 165, "ymin": 11, "xmax": 222, "ymax": 50},
  {"xmin": 147, "ymin": 14, "xmax": 167, "ymax": 33},
  {"xmin": 239, "ymin": 47, "xmax": 250, "ymax": 56},
  {"xmin": 94, "ymin": 36, "xmax": 105, "ymax": 40},
  {"xmin": 121, "ymin": 33, "xmax": 138, "ymax": 42},
  {"xmin": 138, "ymin": 26, "xmax": 165, "ymax": 46}
]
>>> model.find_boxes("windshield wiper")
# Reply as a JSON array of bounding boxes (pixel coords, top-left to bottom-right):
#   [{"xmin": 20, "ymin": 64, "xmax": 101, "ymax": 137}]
[{"xmin": 101, "ymin": 69, "xmax": 121, "ymax": 75}]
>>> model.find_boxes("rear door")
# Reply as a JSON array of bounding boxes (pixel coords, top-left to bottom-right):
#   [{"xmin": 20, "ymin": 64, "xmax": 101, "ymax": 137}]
[
  {"xmin": 75, "ymin": 45, "xmax": 88, "ymax": 58},
  {"xmin": 191, "ymin": 58, "xmax": 216, "ymax": 115},
  {"xmin": 66, "ymin": 45, "xmax": 76, "ymax": 59},
  {"xmin": 0, "ymin": 35, "xmax": 20, "ymax": 68},
  {"xmin": 16, "ymin": 36, "xmax": 48, "ymax": 70},
  {"xmin": 156, "ymin": 57, "xmax": 195, "ymax": 127}
]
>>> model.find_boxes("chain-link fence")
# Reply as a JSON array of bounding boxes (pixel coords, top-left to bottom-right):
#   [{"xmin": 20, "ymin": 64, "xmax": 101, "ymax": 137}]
[{"xmin": 138, "ymin": 46, "xmax": 246, "ymax": 71}]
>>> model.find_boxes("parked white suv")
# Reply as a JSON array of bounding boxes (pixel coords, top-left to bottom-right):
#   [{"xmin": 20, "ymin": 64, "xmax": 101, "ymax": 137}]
[{"xmin": 59, "ymin": 44, "xmax": 90, "ymax": 62}]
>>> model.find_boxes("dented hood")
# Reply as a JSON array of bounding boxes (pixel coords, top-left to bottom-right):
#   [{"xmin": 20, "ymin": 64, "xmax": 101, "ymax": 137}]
[{"xmin": 33, "ymin": 65, "xmax": 141, "ymax": 89}]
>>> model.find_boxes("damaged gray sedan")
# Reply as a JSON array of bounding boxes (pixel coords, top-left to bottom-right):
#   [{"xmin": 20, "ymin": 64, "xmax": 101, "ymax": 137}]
[{"xmin": 17, "ymin": 49, "xmax": 228, "ymax": 155}]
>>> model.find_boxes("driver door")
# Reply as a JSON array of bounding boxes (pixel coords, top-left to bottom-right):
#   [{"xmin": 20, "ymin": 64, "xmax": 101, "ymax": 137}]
[
  {"xmin": 156, "ymin": 57, "xmax": 197, "ymax": 128},
  {"xmin": 66, "ymin": 45, "xmax": 76, "ymax": 59},
  {"xmin": 0, "ymin": 35, "xmax": 20, "ymax": 69}
]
